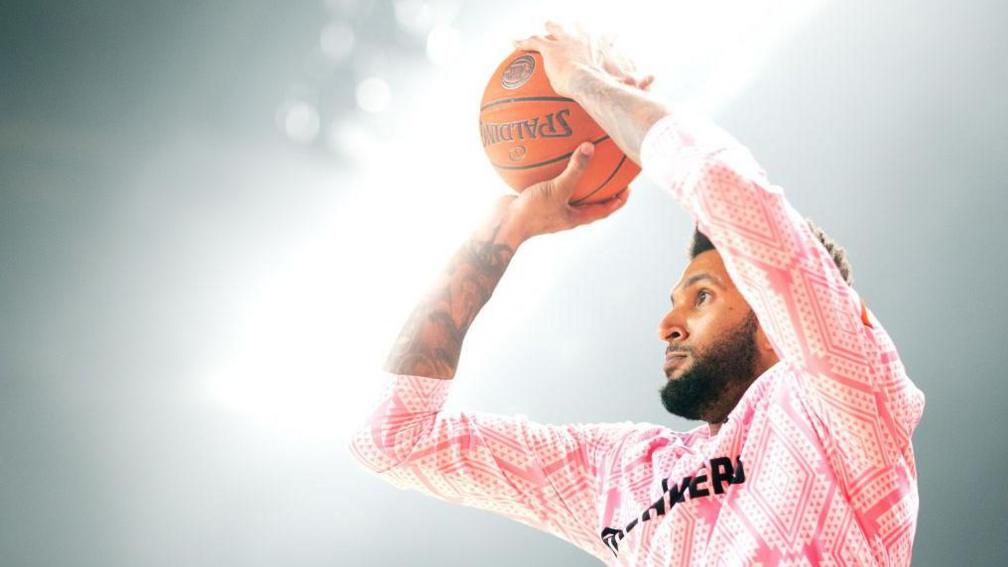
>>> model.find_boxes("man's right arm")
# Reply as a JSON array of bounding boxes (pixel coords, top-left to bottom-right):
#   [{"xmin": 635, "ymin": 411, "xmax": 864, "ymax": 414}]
[{"xmin": 348, "ymin": 144, "xmax": 641, "ymax": 562}]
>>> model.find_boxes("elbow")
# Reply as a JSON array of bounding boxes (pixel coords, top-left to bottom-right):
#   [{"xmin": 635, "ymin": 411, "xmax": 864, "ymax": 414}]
[
  {"xmin": 346, "ymin": 412, "xmax": 438, "ymax": 474},
  {"xmin": 347, "ymin": 426, "xmax": 383, "ymax": 473}
]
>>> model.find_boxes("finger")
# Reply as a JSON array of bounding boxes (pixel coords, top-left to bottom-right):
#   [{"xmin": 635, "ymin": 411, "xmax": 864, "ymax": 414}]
[
  {"xmin": 553, "ymin": 141, "xmax": 594, "ymax": 197},
  {"xmin": 545, "ymin": 20, "xmax": 568, "ymax": 37},
  {"xmin": 601, "ymin": 59, "xmax": 632, "ymax": 79},
  {"xmin": 616, "ymin": 71, "xmax": 653, "ymax": 91},
  {"xmin": 601, "ymin": 59, "xmax": 640, "ymax": 85},
  {"xmin": 569, "ymin": 186, "xmax": 632, "ymax": 223},
  {"xmin": 512, "ymin": 36, "xmax": 545, "ymax": 51}
]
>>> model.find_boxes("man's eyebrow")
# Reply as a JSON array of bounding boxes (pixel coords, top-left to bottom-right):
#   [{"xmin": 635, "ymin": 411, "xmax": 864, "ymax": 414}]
[{"xmin": 669, "ymin": 273, "xmax": 725, "ymax": 305}]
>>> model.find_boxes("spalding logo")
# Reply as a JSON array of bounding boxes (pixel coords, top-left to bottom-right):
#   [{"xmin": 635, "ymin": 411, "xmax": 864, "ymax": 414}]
[
  {"xmin": 502, "ymin": 55, "xmax": 535, "ymax": 90},
  {"xmin": 508, "ymin": 146, "xmax": 527, "ymax": 161}
]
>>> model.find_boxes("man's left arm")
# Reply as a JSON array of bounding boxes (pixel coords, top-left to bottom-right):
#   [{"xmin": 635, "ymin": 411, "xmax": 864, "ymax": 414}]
[{"xmin": 517, "ymin": 26, "xmax": 925, "ymax": 469}]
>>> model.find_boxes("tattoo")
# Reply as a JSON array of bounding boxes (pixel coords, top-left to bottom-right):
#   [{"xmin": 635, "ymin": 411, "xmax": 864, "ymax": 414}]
[{"xmin": 384, "ymin": 218, "xmax": 517, "ymax": 379}]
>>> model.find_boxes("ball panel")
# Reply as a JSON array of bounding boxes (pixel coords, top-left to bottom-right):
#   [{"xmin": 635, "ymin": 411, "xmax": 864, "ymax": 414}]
[
  {"xmin": 486, "ymin": 133, "xmax": 611, "ymax": 172},
  {"xmin": 570, "ymin": 137, "xmax": 641, "ymax": 204},
  {"xmin": 494, "ymin": 161, "xmax": 567, "ymax": 192}
]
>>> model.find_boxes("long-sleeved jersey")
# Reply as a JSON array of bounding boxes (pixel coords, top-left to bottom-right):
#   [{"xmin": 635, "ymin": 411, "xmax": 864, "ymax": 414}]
[{"xmin": 349, "ymin": 112, "xmax": 925, "ymax": 566}]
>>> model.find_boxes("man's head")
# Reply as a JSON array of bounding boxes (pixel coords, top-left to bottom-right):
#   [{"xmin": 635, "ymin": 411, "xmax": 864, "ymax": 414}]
[{"xmin": 658, "ymin": 220, "xmax": 853, "ymax": 426}]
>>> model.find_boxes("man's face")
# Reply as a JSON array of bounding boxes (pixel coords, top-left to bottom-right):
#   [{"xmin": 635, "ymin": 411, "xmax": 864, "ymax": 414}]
[{"xmin": 656, "ymin": 250, "xmax": 762, "ymax": 423}]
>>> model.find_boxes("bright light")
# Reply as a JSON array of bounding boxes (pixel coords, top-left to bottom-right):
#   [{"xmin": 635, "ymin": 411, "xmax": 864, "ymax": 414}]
[
  {"xmin": 278, "ymin": 101, "xmax": 320, "ymax": 143},
  {"xmin": 426, "ymin": 24, "xmax": 462, "ymax": 66},
  {"xmin": 355, "ymin": 77, "xmax": 391, "ymax": 113},
  {"xmin": 328, "ymin": 119, "xmax": 380, "ymax": 163},
  {"xmin": 212, "ymin": 0, "xmax": 834, "ymax": 437},
  {"xmin": 499, "ymin": 0, "xmax": 832, "ymax": 113},
  {"xmin": 394, "ymin": 0, "xmax": 434, "ymax": 35},
  {"xmin": 320, "ymin": 21, "xmax": 355, "ymax": 62}
]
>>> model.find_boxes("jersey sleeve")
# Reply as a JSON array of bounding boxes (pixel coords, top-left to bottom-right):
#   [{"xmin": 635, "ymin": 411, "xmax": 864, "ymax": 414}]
[
  {"xmin": 347, "ymin": 370, "xmax": 645, "ymax": 562},
  {"xmin": 639, "ymin": 112, "xmax": 925, "ymax": 484}
]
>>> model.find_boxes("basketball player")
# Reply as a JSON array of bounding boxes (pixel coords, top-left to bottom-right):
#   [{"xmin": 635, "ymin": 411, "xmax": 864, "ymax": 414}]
[{"xmin": 350, "ymin": 21, "xmax": 924, "ymax": 565}]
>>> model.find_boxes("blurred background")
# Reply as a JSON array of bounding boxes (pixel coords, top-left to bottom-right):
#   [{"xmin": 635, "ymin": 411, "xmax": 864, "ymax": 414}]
[{"xmin": 2, "ymin": 0, "xmax": 1006, "ymax": 565}]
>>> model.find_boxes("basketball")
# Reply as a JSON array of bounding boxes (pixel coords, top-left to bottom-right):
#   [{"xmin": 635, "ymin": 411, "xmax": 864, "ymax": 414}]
[{"xmin": 479, "ymin": 50, "xmax": 640, "ymax": 205}]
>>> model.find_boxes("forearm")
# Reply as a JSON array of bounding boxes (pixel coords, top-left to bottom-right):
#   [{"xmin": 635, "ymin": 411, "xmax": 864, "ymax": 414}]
[
  {"xmin": 384, "ymin": 199, "xmax": 526, "ymax": 380},
  {"xmin": 569, "ymin": 65, "xmax": 671, "ymax": 165}
]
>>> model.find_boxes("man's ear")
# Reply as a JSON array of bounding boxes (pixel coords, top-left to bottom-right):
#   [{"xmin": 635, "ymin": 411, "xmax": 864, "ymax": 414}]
[{"xmin": 754, "ymin": 323, "xmax": 775, "ymax": 354}]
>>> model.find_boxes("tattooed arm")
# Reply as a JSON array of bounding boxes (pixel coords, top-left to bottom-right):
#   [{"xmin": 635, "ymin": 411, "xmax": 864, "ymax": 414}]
[
  {"xmin": 383, "ymin": 199, "xmax": 524, "ymax": 380},
  {"xmin": 350, "ymin": 144, "xmax": 635, "ymax": 562},
  {"xmin": 383, "ymin": 142, "xmax": 630, "ymax": 380}
]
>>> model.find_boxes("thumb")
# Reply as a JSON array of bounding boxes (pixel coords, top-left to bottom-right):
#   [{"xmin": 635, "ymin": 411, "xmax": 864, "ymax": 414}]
[
  {"xmin": 568, "ymin": 186, "xmax": 632, "ymax": 225},
  {"xmin": 553, "ymin": 142, "xmax": 594, "ymax": 197}
]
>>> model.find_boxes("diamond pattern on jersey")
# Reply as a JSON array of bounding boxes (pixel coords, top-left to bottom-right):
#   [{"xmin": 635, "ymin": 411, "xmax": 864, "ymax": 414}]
[{"xmin": 349, "ymin": 112, "xmax": 924, "ymax": 566}]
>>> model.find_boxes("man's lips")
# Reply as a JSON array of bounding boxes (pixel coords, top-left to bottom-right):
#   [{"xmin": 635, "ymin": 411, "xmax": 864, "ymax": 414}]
[{"xmin": 664, "ymin": 353, "xmax": 688, "ymax": 372}]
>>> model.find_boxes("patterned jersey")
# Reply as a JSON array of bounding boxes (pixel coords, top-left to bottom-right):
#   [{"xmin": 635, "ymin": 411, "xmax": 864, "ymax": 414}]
[{"xmin": 348, "ymin": 112, "xmax": 925, "ymax": 566}]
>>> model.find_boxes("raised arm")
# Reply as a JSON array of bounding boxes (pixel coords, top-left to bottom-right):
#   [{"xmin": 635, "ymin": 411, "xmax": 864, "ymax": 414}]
[
  {"xmin": 517, "ymin": 22, "xmax": 924, "ymax": 477},
  {"xmin": 349, "ymin": 146, "xmax": 640, "ymax": 561},
  {"xmin": 384, "ymin": 143, "xmax": 628, "ymax": 380},
  {"xmin": 382, "ymin": 195, "xmax": 522, "ymax": 380}
]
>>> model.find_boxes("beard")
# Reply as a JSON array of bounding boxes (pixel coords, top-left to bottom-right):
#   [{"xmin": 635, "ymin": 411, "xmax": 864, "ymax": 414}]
[{"xmin": 659, "ymin": 310, "xmax": 759, "ymax": 422}]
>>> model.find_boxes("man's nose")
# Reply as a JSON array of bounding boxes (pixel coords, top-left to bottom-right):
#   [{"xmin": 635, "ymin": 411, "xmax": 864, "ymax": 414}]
[{"xmin": 657, "ymin": 312, "xmax": 688, "ymax": 343}]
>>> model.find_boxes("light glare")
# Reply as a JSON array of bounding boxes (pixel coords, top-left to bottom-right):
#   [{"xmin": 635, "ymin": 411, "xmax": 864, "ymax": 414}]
[
  {"xmin": 355, "ymin": 77, "xmax": 391, "ymax": 113},
  {"xmin": 320, "ymin": 21, "xmax": 355, "ymax": 61},
  {"xmin": 280, "ymin": 101, "xmax": 321, "ymax": 143},
  {"xmin": 426, "ymin": 24, "xmax": 462, "ymax": 66}
]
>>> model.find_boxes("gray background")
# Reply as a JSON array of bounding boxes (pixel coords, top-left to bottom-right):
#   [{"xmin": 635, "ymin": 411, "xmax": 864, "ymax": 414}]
[{"xmin": 2, "ymin": 0, "xmax": 1006, "ymax": 565}]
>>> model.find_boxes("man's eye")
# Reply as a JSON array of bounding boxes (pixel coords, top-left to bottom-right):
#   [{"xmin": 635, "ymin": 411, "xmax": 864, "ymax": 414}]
[{"xmin": 696, "ymin": 290, "xmax": 711, "ymax": 305}]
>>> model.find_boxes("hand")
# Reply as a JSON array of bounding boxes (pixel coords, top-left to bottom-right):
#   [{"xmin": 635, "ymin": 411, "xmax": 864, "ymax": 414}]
[
  {"xmin": 505, "ymin": 141, "xmax": 631, "ymax": 240},
  {"xmin": 513, "ymin": 21, "xmax": 654, "ymax": 99}
]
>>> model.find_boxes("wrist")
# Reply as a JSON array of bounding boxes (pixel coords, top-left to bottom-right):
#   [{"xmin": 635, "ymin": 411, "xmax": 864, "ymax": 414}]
[
  {"xmin": 482, "ymin": 197, "xmax": 528, "ymax": 250},
  {"xmin": 566, "ymin": 64, "xmax": 613, "ymax": 105}
]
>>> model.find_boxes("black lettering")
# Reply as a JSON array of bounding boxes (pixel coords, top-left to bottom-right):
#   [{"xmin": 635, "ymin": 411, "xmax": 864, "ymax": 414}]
[
  {"xmin": 479, "ymin": 123, "xmax": 490, "ymax": 147},
  {"xmin": 668, "ymin": 476, "xmax": 691, "ymax": 504},
  {"xmin": 552, "ymin": 108, "xmax": 572, "ymax": 136},
  {"xmin": 689, "ymin": 474, "xmax": 710, "ymax": 498},
  {"xmin": 600, "ymin": 527, "xmax": 624, "ymax": 556},
  {"xmin": 732, "ymin": 457, "xmax": 746, "ymax": 484},
  {"xmin": 641, "ymin": 496, "xmax": 666, "ymax": 521},
  {"xmin": 538, "ymin": 110, "xmax": 573, "ymax": 138},
  {"xmin": 518, "ymin": 117, "xmax": 538, "ymax": 140},
  {"xmin": 710, "ymin": 457, "xmax": 734, "ymax": 495},
  {"xmin": 602, "ymin": 454, "xmax": 743, "ymax": 558},
  {"xmin": 538, "ymin": 113, "xmax": 556, "ymax": 137},
  {"xmin": 483, "ymin": 111, "xmax": 573, "ymax": 147}
]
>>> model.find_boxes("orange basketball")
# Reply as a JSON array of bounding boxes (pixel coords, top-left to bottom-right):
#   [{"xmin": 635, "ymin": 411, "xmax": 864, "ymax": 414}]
[{"xmin": 479, "ymin": 50, "xmax": 640, "ymax": 205}]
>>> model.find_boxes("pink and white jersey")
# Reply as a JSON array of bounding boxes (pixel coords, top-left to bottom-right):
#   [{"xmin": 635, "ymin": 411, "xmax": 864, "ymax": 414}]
[{"xmin": 349, "ymin": 113, "xmax": 925, "ymax": 566}]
